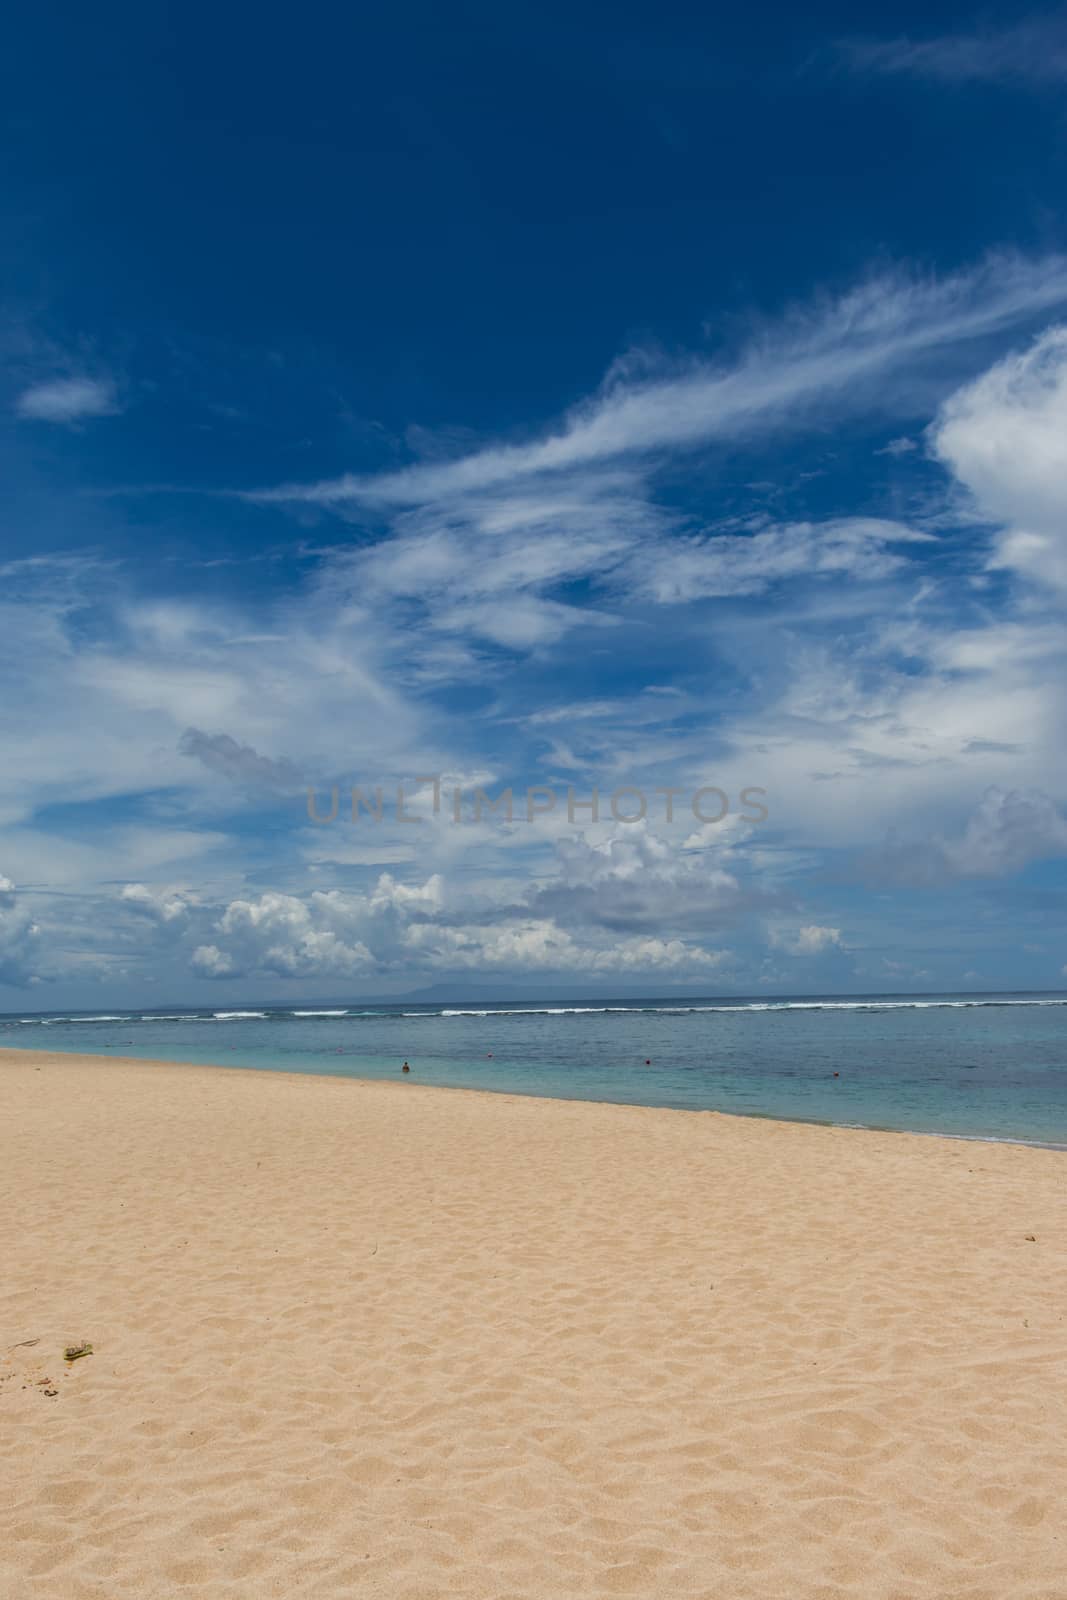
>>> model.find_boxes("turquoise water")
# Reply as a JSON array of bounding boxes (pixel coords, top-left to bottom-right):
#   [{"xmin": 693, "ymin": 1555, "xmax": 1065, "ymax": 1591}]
[{"xmin": 3, "ymin": 994, "xmax": 1067, "ymax": 1146}]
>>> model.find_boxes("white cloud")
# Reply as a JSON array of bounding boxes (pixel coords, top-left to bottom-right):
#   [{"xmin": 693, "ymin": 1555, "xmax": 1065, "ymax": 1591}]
[
  {"xmin": 318, "ymin": 469, "xmax": 652, "ymax": 650},
  {"xmin": 839, "ymin": 20, "xmax": 1067, "ymax": 85},
  {"xmin": 251, "ymin": 256, "xmax": 1067, "ymax": 509},
  {"xmin": 404, "ymin": 918, "xmax": 723, "ymax": 973},
  {"xmin": 940, "ymin": 787, "xmax": 1067, "ymax": 877},
  {"xmin": 795, "ymin": 924, "xmax": 842, "ymax": 954},
  {"xmin": 933, "ymin": 326, "xmax": 1067, "ymax": 589},
  {"xmin": 0, "ymin": 874, "xmax": 43, "ymax": 987},
  {"xmin": 8, "ymin": 260, "xmax": 1067, "ymax": 998},
  {"xmin": 170, "ymin": 842, "xmax": 738, "ymax": 985},
  {"xmin": 210, "ymin": 889, "xmax": 376, "ymax": 979},
  {"xmin": 190, "ymin": 944, "xmax": 235, "ymax": 978},
  {"xmin": 621, "ymin": 518, "xmax": 931, "ymax": 603},
  {"xmin": 0, "ymin": 558, "xmax": 436, "ymax": 848},
  {"xmin": 676, "ymin": 584, "xmax": 1067, "ymax": 849},
  {"xmin": 876, "ymin": 436, "xmax": 918, "ymax": 456},
  {"xmin": 771, "ymin": 924, "xmax": 844, "ymax": 956},
  {"xmin": 369, "ymin": 873, "xmax": 444, "ymax": 913},
  {"xmin": 14, "ymin": 376, "xmax": 120, "ymax": 424},
  {"xmin": 120, "ymin": 883, "xmax": 193, "ymax": 923},
  {"xmin": 235, "ymin": 257, "xmax": 1067, "ymax": 669},
  {"xmin": 529, "ymin": 823, "xmax": 750, "ymax": 936},
  {"xmin": 866, "ymin": 787, "xmax": 1067, "ymax": 884},
  {"xmin": 186, "ymin": 872, "xmax": 451, "ymax": 982},
  {"xmin": 317, "ymin": 496, "xmax": 930, "ymax": 665}
]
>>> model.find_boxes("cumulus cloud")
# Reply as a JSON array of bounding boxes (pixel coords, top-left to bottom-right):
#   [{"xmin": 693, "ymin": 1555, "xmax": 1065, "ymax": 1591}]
[
  {"xmin": 933, "ymin": 326, "xmax": 1067, "ymax": 589},
  {"xmin": 14, "ymin": 376, "xmax": 120, "ymax": 423},
  {"xmin": 208, "ymin": 890, "xmax": 376, "ymax": 979},
  {"xmin": 9, "ymin": 258, "xmax": 1067, "ymax": 996},
  {"xmin": 771, "ymin": 924, "xmax": 844, "ymax": 956},
  {"xmin": 529, "ymin": 824, "xmax": 756, "ymax": 935},
  {"xmin": 369, "ymin": 873, "xmax": 444, "ymax": 914},
  {"xmin": 174, "ymin": 842, "xmax": 738, "ymax": 984},
  {"xmin": 404, "ymin": 918, "xmax": 723, "ymax": 973},
  {"xmin": 120, "ymin": 883, "xmax": 194, "ymax": 923},
  {"xmin": 795, "ymin": 925, "xmax": 842, "ymax": 954},
  {"xmin": 940, "ymin": 788, "xmax": 1067, "ymax": 877},
  {"xmin": 864, "ymin": 787, "xmax": 1067, "ymax": 885},
  {"xmin": 0, "ymin": 874, "xmax": 43, "ymax": 987},
  {"xmin": 182, "ymin": 872, "xmax": 450, "ymax": 983},
  {"xmin": 190, "ymin": 944, "xmax": 235, "ymax": 978}
]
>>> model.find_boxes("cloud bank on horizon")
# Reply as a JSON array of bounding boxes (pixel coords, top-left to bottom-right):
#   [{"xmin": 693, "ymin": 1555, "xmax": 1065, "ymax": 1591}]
[{"xmin": 2, "ymin": 6, "xmax": 1067, "ymax": 1004}]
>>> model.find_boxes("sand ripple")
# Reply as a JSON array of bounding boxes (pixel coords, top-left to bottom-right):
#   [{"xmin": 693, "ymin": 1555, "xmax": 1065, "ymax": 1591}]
[{"xmin": 2, "ymin": 1049, "xmax": 1065, "ymax": 1598}]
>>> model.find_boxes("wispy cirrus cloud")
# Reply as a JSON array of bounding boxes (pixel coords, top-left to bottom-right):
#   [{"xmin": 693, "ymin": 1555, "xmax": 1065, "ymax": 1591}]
[
  {"xmin": 236, "ymin": 255, "xmax": 1067, "ymax": 662},
  {"xmin": 248, "ymin": 255, "xmax": 1067, "ymax": 509},
  {"xmin": 13, "ymin": 375, "xmax": 120, "ymax": 424},
  {"xmin": 7, "ymin": 258, "xmax": 1067, "ymax": 999},
  {"xmin": 619, "ymin": 517, "xmax": 933, "ymax": 604},
  {"xmin": 838, "ymin": 16, "xmax": 1067, "ymax": 85}
]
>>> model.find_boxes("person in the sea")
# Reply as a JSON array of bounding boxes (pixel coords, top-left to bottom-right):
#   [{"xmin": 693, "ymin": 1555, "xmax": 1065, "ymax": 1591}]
[{"xmin": 402, "ymin": 1061, "xmax": 410, "ymax": 1073}]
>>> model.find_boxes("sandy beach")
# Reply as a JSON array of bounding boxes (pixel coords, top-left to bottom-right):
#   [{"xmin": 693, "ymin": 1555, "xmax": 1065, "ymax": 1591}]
[{"xmin": 1, "ymin": 1048, "xmax": 1064, "ymax": 1599}]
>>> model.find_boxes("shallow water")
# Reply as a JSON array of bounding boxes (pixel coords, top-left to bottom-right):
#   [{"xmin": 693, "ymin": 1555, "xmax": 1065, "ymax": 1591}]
[{"xmin": 4, "ymin": 993, "xmax": 1067, "ymax": 1145}]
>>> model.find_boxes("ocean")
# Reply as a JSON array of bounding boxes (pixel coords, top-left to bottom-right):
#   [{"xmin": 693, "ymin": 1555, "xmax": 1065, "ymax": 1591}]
[{"xmin": 4, "ymin": 992, "xmax": 1067, "ymax": 1146}]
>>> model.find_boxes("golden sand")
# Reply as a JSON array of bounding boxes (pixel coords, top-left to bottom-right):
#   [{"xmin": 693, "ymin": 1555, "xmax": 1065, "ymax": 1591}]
[{"xmin": 2, "ymin": 1047, "xmax": 1065, "ymax": 1598}]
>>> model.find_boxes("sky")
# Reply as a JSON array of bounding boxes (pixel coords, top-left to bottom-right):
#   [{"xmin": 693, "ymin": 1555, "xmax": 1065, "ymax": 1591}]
[{"xmin": 3, "ymin": 1, "xmax": 1067, "ymax": 1007}]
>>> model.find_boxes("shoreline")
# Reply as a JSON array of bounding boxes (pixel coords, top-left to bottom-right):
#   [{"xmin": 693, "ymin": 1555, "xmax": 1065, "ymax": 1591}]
[
  {"xmin": 4, "ymin": 1047, "xmax": 1065, "ymax": 1598},
  {"xmin": 2, "ymin": 1042, "xmax": 1065, "ymax": 1152}
]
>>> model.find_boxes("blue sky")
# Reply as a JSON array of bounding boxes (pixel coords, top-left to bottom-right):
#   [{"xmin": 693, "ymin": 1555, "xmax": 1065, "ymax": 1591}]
[{"xmin": 3, "ymin": 2, "xmax": 1067, "ymax": 1005}]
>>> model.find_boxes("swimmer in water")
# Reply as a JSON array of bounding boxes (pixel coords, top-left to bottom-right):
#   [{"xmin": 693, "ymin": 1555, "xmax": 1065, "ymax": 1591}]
[{"xmin": 402, "ymin": 1061, "xmax": 410, "ymax": 1073}]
